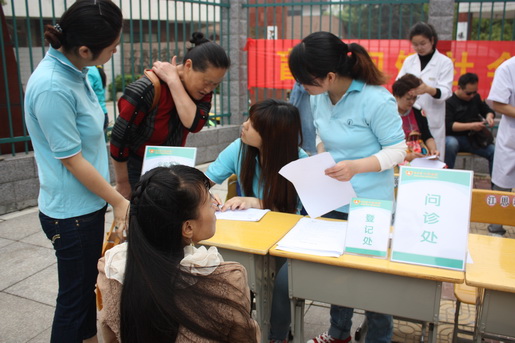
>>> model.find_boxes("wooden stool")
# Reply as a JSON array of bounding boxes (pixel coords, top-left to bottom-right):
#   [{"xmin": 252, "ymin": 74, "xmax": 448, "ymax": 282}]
[{"xmin": 452, "ymin": 282, "xmax": 478, "ymax": 342}]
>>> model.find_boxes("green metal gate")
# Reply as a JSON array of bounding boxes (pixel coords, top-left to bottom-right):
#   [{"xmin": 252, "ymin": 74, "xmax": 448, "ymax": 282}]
[
  {"xmin": 0, "ymin": 0, "xmax": 231, "ymax": 156},
  {"xmin": 244, "ymin": 0, "xmax": 429, "ymax": 104}
]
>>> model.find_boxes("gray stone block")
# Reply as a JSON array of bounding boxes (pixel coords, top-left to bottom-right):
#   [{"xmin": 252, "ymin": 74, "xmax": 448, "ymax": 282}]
[
  {"xmin": 428, "ymin": 17, "xmax": 454, "ymax": 40},
  {"xmin": 0, "ymin": 153, "xmax": 37, "ymax": 183},
  {"xmin": 15, "ymin": 199, "xmax": 39, "ymax": 212},
  {"xmin": 185, "ymin": 127, "xmax": 219, "ymax": 147},
  {"xmin": 217, "ymin": 126, "xmax": 240, "ymax": 143},
  {"xmin": 194, "ymin": 147, "xmax": 209, "ymax": 165},
  {"xmin": 429, "ymin": 0, "xmax": 454, "ymax": 16},
  {"xmin": 205, "ymin": 145, "xmax": 222, "ymax": 164},
  {"xmin": 14, "ymin": 178, "xmax": 40, "ymax": 203},
  {"xmin": 0, "ymin": 182, "xmax": 16, "ymax": 206}
]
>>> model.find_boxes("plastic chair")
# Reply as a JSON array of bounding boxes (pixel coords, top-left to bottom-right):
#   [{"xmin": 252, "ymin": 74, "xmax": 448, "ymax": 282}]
[
  {"xmin": 452, "ymin": 188, "xmax": 515, "ymax": 342},
  {"xmin": 226, "ymin": 174, "xmax": 239, "ymax": 201}
]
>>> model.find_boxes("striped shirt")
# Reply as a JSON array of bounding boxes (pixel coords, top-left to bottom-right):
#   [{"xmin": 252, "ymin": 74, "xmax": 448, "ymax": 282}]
[{"xmin": 110, "ymin": 76, "xmax": 210, "ymax": 161}]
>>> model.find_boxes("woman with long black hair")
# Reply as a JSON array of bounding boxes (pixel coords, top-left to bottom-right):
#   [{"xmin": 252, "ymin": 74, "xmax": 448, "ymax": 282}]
[{"xmin": 97, "ymin": 165, "xmax": 260, "ymax": 342}]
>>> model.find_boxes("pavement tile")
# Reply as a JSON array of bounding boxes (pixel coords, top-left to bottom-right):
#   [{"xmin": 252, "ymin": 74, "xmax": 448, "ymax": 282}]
[
  {"xmin": 0, "ymin": 237, "xmax": 14, "ymax": 249},
  {"xmin": 0, "ymin": 292, "xmax": 53, "ymax": 343},
  {"xmin": 4, "ymin": 264, "xmax": 57, "ymax": 307},
  {"xmin": 26, "ymin": 327, "xmax": 51, "ymax": 343},
  {"xmin": 0, "ymin": 241, "xmax": 55, "ymax": 291},
  {"xmin": 0, "ymin": 211, "xmax": 41, "ymax": 241},
  {"xmin": 20, "ymin": 231, "xmax": 53, "ymax": 249}
]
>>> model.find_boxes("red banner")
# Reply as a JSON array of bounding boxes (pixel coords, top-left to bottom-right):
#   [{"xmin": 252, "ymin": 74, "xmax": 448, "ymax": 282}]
[{"xmin": 245, "ymin": 38, "xmax": 514, "ymax": 99}]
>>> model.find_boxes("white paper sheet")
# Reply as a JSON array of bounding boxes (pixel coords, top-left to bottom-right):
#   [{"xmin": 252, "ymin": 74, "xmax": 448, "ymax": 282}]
[
  {"xmin": 279, "ymin": 152, "xmax": 356, "ymax": 218},
  {"xmin": 410, "ymin": 156, "xmax": 446, "ymax": 169},
  {"xmin": 276, "ymin": 217, "xmax": 348, "ymax": 257},
  {"xmin": 215, "ymin": 208, "xmax": 270, "ymax": 221}
]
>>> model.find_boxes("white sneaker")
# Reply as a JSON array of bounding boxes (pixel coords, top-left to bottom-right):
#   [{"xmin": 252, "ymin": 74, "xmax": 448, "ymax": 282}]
[{"xmin": 307, "ymin": 332, "xmax": 351, "ymax": 343}]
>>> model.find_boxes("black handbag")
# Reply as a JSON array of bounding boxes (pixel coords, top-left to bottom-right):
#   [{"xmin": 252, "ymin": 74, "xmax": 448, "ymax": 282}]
[{"xmin": 468, "ymin": 126, "xmax": 494, "ymax": 148}]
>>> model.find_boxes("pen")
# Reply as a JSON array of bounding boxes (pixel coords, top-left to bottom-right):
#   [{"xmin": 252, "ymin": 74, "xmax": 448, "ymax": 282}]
[{"xmin": 210, "ymin": 192, "xmax": 223, "ymax": 210}]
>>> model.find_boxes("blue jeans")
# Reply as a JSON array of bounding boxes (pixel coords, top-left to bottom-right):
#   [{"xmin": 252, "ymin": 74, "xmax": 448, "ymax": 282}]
[
  {"xmin": 323, "ymin": 211, "xmax": 393, "ymax": 343},
  {"xmin": 40, "ymin": 205, "xmax": 107, "ymax": 343},
  {"xmin": 444, "ymin": 135, "xmax": 495, "ymax": 175},
  {"xmin": 269, "ymin": 258, "xmax": 290, "ymax": 340}
]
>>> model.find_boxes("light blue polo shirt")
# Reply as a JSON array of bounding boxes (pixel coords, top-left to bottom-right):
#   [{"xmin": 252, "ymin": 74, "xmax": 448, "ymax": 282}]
[
  {"xmin": 25, "ymin": 48, "xmax": 109, "ymax": 219},
  {"xmin": 311, "ymin": 80, "xmax": 404, "ymax": 213},
  {"xmin": 206, "ymin": 138, "xmax": 308, "ymax": 209}
]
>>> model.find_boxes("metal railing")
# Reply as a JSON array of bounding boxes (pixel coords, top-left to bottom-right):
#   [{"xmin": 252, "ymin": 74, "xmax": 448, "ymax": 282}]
[
  {"xmin": 0, "ymin": 0, "xmax": 230, "ymax": 156},
  {"xmin": 454, "ymin": 0, "xmax": 515, "ymax": 40},
  {"xmin": 2, "ymin": 0, "xmax": 514, "ymax": 156},
  {"xmin": 244, "ymin": 0, "xmax": 429, "ymax": 104}
]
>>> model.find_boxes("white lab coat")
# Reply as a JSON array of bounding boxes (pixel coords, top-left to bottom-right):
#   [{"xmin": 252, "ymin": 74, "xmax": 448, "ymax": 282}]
[
  {"xmin": 397, "ymin": 49, "xmax": 454, "ymax": 161},
  {"xmin": 487, "ymin": 56, "xmax": 515, "ymax": 188}
]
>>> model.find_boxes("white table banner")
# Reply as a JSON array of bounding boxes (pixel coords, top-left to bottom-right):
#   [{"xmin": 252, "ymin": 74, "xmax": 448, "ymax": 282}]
[
  {"xmin": 345, "ymin": 198, "xmax": 393, "ymax": 258},
  {"xmin": 391, "ymin": 166, "xmax": 472, "ymax": 270}
]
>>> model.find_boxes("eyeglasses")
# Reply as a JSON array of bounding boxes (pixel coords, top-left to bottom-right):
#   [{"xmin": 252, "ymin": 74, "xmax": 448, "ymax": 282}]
[{"xmin": 465, "ymin": 91, "xmax": 477, "ymax": 96}]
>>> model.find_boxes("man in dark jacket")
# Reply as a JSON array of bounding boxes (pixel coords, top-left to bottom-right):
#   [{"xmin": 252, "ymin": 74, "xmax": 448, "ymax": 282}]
[{"xmin": 445, "ymin": 73, "xmax": 495, "ymax": 174}]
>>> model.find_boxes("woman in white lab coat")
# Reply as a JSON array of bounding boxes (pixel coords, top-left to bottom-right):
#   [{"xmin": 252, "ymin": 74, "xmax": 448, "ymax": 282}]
[
  {"xmin": 486, "ymin": 56, "xmax": 515, "ymax": 235},
  {"xmin": 397, "ymin": 22, "xmax": 454, "ymax": 161}
]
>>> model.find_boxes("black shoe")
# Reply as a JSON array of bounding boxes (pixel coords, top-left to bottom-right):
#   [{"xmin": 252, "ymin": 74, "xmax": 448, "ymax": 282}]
[{"xmin": 488, "ymin": 224, "xmax": 506, "ymax": 235}]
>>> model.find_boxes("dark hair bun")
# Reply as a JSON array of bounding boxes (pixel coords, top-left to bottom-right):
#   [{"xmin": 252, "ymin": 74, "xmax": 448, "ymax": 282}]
[
  {"xmin": 44, "ymin": 24, "xmax": 64, "ymax": 49},
  {"xmin": 189, "ymin": 32, "xmax": 210, "ymax": 46}
]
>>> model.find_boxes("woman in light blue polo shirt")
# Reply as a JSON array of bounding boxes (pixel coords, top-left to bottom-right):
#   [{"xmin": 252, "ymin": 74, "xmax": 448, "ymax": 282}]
[
  {"xmin": 206, "ymin": 98, "xmax": 307, "ymax": 213},
  {"xmin": 288, "ymin": 32, "xmax": 406, "ymax": 343},
  {"xmin": 24, "ymin": 1, "xmax": 127, "ymax": 342}
]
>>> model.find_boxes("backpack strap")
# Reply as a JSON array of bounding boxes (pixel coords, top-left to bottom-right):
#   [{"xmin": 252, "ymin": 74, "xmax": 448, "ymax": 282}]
[{"xmin": 143, "ymin": 69, "xmax": 161, "ymax": 112}]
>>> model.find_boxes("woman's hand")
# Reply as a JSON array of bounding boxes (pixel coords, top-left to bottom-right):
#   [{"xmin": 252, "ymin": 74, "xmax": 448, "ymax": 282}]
[
  {"xmin": 486, "ymin": 113, "xmax": 495, "ymax": 127},
  {"xmin": 112, "ymin": 198, "xmax": 130, "ymax": 241},
  {"xmin": 221, "ymin": 197, "xmax": 262, "ymax": 211},
  {"xmin": 429, "ymin": 149, "xmax": 440, "ymax": 158},
  {"xmin": 210, "ymin": 192, "xmax": 223, "ymax": 211},
  {"xmin": 325, "ymin": 160, "xmax": 359, "ymax": 182},
  {"xmin": 405, "ymin": 151, "xmax": 425, "ymax": 162},
  {"xmin": 414, "ymin": 82, "xmax": 436, "ymax": 97},
  {"xmin": 152, "ymin": 57, "xmax": 180, "ymax": 85}
]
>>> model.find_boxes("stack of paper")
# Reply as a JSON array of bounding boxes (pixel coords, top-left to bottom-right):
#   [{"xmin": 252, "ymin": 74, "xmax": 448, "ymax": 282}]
[
  {"xmin": 215, "ymin": 208, "xmax": 270, "ymax": 222},
  {"xmin": 276, "ymin": 217, "xmax": 347, "ymax": 257}
]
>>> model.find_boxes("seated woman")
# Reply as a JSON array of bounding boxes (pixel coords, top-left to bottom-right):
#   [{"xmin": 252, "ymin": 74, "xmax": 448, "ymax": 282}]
[
  {"xmin": 205, "ymin": 99, "xmax": 307, "ymax": 342},
  {"xmin": 392, "ymin": 74, "xmax": 439, "ymax": 162},
  {"xmin": 206, "ymin": 98, "xmax": 308, "ymax": 213},
  {"xmin": 97, "ymin": 165, "xmax": 260, "ymax": 343}
]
